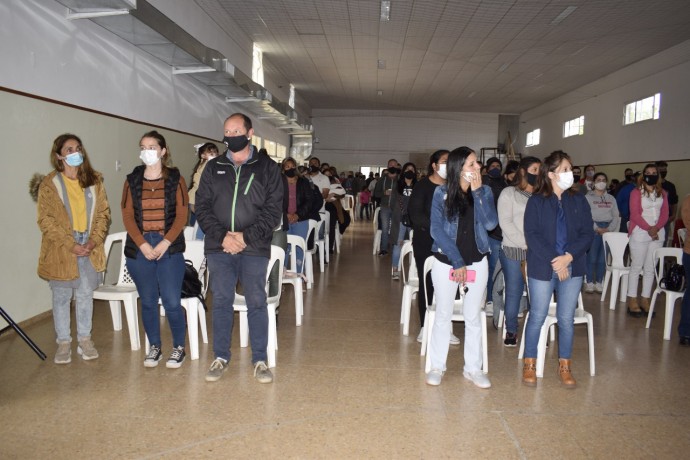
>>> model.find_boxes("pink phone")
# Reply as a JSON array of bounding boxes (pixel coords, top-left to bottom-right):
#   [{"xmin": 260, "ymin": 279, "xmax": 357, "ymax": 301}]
[{"xmin": 449, "ymin": 269, "xmax": 476, "ymax": 282}]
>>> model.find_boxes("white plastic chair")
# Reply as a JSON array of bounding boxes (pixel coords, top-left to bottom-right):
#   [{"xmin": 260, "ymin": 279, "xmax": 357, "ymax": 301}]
[
  {"xmin": 233, "ymin": 245, "xmax": 285, "ymax": 368},
  {"xmin": 321, "ymin": 211, "xmax": 331, "ymax": 264},
  {"xmin": 372, "ymin": 207, "xmax": 382, "ymax": 254},
  {"xmin": 518, "ymin": 282, "xmax": 595, "ymax": 378},
  {"xmin": 304, "ymin": 220, "xmax": 317, "ymax": 289},
  {"xmin": 420, "ymin": 257, "xmax": 488, "ymax": 374},
  {"xmin": 398, "ymin": 241, "xmax": 418, "ymax": 336},
  {"xmin": 342, "ymin": 194, "xmax": 355, "ymax": 223},
  {"xmin": 93, "ymin": 232, "xmax": 141, "ymax": 350},
  {"xmin": 182, "ymin": 221, "xmax": 202, "ymax": 241},
  {"xmin": 646, "ymin": 248, "xmax": 685, "ymax": 340},
  {"xmin": 144, "ymin": 240, "xmax": 209, "ymax": 360},
  {"xmin": 284, "ymin": 234, "xmax": 306, "ymax": 326},
  {"xmin": 601, "ymin": 232, "xmax": 631, "ymax": 310}
]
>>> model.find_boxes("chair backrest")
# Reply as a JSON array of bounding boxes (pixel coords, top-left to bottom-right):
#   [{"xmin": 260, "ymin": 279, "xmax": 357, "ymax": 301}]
[
  {"xmin": 653, "ymin": 247, "xmax": 684, "ymax": 286},
  {"xmin": 602, "ymin": 232, "xmax": 630, "ymax": 268},
  {"xmin": 306, "ymin": 219, "xmax": 318, "ymax": 251},
  {"xmin": 315, "ymin": 219, "xmax": 325, "ymax": 242},
  {"xmin": 183, "ymin": 240, "xmax": 207, "ymax": 295},
  {"xmin": 679, "ymin": 228, "xmax": 687, "ymax": 246},
  {"xmin": 267, "ymin": 245, "xmax": 286, "ymax": 304},
  {"xmin": 103, "ymin": 231, "xmax": 136, "ymax": 286},
  {"xmin": 342, "ymin": 194, "xmax": 355, "ymax": 211},
  {"xmin": 286, "ymin": 234, "xmax": 307, "ymax": 275},
  {"xmin": 399, "ymin": 241, "xmax": 417, "ymax": 283},
  {"xmin": 183, "ymin": 226, "xmax": 195, "ymax": 240}
]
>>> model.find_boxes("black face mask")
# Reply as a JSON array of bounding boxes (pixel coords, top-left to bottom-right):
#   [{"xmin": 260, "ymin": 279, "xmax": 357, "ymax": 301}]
[
  {"xmin": 403, "ymin": 170, "xmax": 415, "ymax": 180},
  {"xmin": 309, "ymin": 165, "xmax": 320, "ymax": 173},
  {"xmin": 284, "ymin": 168, "xmax": 296, "ymax": 178},
  {"xmin": 660, "ymin": 171, "xmax": 668, "ymax": 179},
  {"xmin": 388, "ymin": 167, "xmax": 399, "ymax": 175},
  {"xmin": 223, "ymin": 135, "xmax": 249, "ymax": 153},
  {"xmin": 643, "ymin": 174, "xmax": 659, "ymax": 186},
  {"xmin": 526, "ymin": 172, "xmax": 538, "ymax": 186},
  {"xmin": 625, "ymin": 174, "xmax": 634, "ymax": 182},
  {"xmin": 573, "ymin": 174, "xmax": 581, "ymax": 183}
]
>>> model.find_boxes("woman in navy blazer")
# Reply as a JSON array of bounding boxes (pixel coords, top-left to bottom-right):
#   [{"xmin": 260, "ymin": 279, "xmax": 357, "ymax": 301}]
[{"xmin": 522, "ymin": 151, "xmax": 594, "ymax": 388}]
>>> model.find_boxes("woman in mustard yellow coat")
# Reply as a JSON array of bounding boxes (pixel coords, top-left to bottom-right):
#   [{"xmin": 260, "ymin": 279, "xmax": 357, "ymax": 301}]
[{"xmin": 37, "ymin": 134, "xmax": 110, "ymax": 364}]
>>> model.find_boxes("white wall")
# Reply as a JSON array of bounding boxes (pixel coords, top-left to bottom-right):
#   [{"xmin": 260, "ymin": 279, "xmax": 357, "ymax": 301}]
[
  {"xmin": 0, "ymin": 0, "xmax": 290, "ymax": 145},
  {"xmin": 520, "ymin": 40, "xmax": 690, "ymax": 166},
  {"xmin": 311, "ymin": 109, "xmax": 499, "ymax": 170}
]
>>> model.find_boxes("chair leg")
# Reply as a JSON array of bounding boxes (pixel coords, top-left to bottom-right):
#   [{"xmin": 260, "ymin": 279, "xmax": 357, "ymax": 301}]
[
  {"xmin": 536, "ymin": 321, "xmax": 551, "ymax": 378},
  {"xmin": 239, "ymin": 312, "xmax": 249, "ymax": 348},
  {"xmin": 481, "ymin": 311, "xmax": 488, "ymax": 374},
  {"xmin": 421, "ymin": 311, "xmax": 432, "ymax": 357},
  {"xmin": 620, "ymin": 274, "xmax": 629, "ymax": 302},
  {"xmin": 646, "ymin": 290, "xmax": 659, "ymax": 329},
  {"xmin": 424, "ymin": 312, "xmax": 435, "ymax": 373},
  {"xmin": 108, "ymin": 300, "xmax": 123, "ymax": 331},
  {"xmin": 123, "ymin": 296, "xmax": 141, "ymax": 351},
  {"xmin": 664, "ymin": 295, "xmax": 675, "ymax": 340},
  {"xmin": 183, "ymin": 298, "xmax": 199, "ymax": 360},
  {"xmin": 608, "ymin": 273, "xmax": 619, "ymax": 310},
  {"xmin": 600, "ymin": 271, "xmax": 610, "ymax": 302},
  {"xmin": 267, "ymin": 303, "xmax": 277, "ymax": 368},
  {"xmin": 295, "ymin": 282, "xmax": 304, "ymax": 326},
  {"xmin": 518, "ymin": 312, "xmax": 529, "ymax": 359},
  {"xmin": 587, "ymin": 314, "xmax": 596, "ymax": 376}
]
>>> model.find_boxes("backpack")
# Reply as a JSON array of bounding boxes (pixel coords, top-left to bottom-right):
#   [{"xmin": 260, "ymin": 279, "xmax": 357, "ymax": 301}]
[
  {"xmin": 660, "ymin": 262, "xmax": 686, "ymax": 292},
  {"xmin": 181, "ymin": 259, "xmax": 207, "ymax": 310}
]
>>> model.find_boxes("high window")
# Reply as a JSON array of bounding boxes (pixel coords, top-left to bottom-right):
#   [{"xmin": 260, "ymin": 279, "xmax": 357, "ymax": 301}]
[
  {"xmin": 525, "ymin": 128, "xmax": 540, "ymax": 147},
  {"xmin": 624, "ymin": 93, "xmax": 661, "ymax": 125},
  {"xmin": 563, "ymin": 116, "xmax": 584, "ymax": 138}
]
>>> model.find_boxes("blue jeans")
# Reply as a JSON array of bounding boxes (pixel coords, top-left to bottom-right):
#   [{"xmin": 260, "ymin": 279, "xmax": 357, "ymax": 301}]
[
  {"xmin": 287, "ymin": 220, "xmax": 309, "ymax": 273},
  {"xmin": 524, "ymin": 271, "xmax": 583, "ymax": 359},
  {"xmin": 486, "ymin": 237, "xmax": 501, "ymax": 302},
  {"xmin": 379, "ymin": 206, "xmax": 392, "ymax": 251},
  {"xmin": 391, "ymin": 222, "xmax": 410, "ymax": 269},
  {"xmin": 499, "ymin": 249, "xmax": 525, "ymax": 335},
  {"xmin": 207, "ymin": 252, "xmax": 269, "ymax": 363},
  {"xmin": 126, "ymin": 232, "xmax": 186, "ymax": 349},
  {"xmin": 679, "ymin": 252, "xmax": 690, "ymax": 337},
  {"xmin": 586, "ymin": 223, "xmax": 608, "ymax": 283}
]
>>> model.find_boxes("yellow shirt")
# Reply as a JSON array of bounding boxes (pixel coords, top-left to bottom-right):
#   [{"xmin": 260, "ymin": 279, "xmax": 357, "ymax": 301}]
[{"xmin": 63, "ymin": 175, "xmax": 87, "ymax": 232}]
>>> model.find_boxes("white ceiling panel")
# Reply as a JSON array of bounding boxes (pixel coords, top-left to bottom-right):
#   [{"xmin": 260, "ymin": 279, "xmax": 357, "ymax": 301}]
[{"xmin": 200, "ymin": 0, "xmax": 690, "ymax": 112}]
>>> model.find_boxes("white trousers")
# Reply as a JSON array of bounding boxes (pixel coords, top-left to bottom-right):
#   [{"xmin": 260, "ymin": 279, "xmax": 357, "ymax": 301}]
[
  {"xmin": 627, "ymin": 230, "xmax": 664, "ymax": 298},
  {"xmin": 429, "ymin": 257, "xmax": 488, "ymax": 373}
]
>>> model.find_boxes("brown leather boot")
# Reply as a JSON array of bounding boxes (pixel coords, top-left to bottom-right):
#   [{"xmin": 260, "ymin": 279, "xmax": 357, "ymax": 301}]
[
  {"xmin": 639, "ymin": 297, "xmax": 655, "ymax": 317},
  {"xmin": 558, "ymin": 358, "xmax": 577, "ymax": 388},
  {"xmin": 523, "ymin": 358, "xmax": 537, "ymax": 386},
  {"xmin": 627, "ymin": 296, "xmax": 642, "ymax": 318}
]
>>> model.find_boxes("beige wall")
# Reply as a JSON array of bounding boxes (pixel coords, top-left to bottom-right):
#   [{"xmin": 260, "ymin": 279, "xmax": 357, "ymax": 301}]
[{"xmin": 0, "ymin": 90, "xmax": 214, "ymax": 324}]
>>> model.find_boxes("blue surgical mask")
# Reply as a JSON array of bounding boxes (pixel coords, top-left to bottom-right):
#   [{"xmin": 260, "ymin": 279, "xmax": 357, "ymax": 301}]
[{"xmin": 64, "ymin": 152, "xmax": 84, "ymax": 167}]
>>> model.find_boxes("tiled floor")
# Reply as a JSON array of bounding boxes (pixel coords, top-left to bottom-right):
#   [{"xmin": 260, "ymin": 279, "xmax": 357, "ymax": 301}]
[{"xmin": 1, "ymin": 220, "xmax": 689, "ymax": 458}]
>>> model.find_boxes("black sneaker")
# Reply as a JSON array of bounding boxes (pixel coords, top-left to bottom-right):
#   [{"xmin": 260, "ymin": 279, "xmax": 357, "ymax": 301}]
[
  {"xmin": 504, "ymin": 332, "xmax": 517, "ymax": 348},
  {"xmin": 144, "ymin": 345, "xmax": 163, "ymax": 367},
  {"xmin": 378, "ymin": 250, "xmax": 388, "ymax": 256},
  {"xmin": 166, "ymin": 345, "xmax": 186, "ymax": 368}
]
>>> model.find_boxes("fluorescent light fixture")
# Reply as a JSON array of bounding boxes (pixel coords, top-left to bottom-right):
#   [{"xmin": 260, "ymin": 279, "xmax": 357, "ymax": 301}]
[
  {"xmin": 498, "ymin": 63, "xmax": 510, "ymax": 72},
  {"xmin": 172, "ymin": 65, "xmax": 215, "ymax": 75},
  {"xmin": 551, "ymin": 6, "xmax": 577, "ymax": 25},
  {"xmin": 377, "ymin": 59, "xmax": 386, "ymax": 69},
  {"xmin": 225, "ymin": 97, "xmax": 257, "ymax": 103},
  {"xmin": 380, "ymin": 1, "xmax": 391, "ymax": 21}
]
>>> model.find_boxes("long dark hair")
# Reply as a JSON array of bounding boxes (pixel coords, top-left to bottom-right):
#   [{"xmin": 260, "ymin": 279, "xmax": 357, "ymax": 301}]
[
  {"xmin": 445, "ymin": 146, "xmax": 475, "ymax": 219},
  {"xmin": 50, "ymin": 133, "xmax": 100, "ymax": 188},
  {"xmin": 140, "ymin": 130, "xmax": 175, "ymax": 180},
  {"xmin": 397, "ymin": 162, "xmax": 417, "ymax": 194},
  {"xmin": 427, "ymin": 149, "xmax": 449, "ymax": 176},
  {"xmin": 511, "ymin": 156, "xmax": 541, "ymax": 189},
  {"xmin": 534, "ymin": 150, "xmax": 574, "ymax": 197},
  {"xmin": 189, "ymin": 142, "xmax": 218, "ymax": 190}
]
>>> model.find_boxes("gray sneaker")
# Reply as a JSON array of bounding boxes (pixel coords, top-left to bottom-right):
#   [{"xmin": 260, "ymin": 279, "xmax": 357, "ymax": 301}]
[
  {"xmin": 54, "ymin": 341, "xmax": 71, "ymax": 364},
  {"xmin": 77, "ymin": 337, "xmax": 99, "ymax": 360},
  {"xmin": 205, "ymin": 358, "xmax": 229, "ymax": 382},
  {"xmin": 254, "ymin": 361, "xmax": 273, "ymax": 383}
]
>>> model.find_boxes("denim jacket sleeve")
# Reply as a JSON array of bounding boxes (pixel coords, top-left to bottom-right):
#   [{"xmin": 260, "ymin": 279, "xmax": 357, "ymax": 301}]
[
  {"xmin": 430, "ymin": 186, "xmax": 465, "ymax": 269},
  {"xmin": 474, "ymin": 185, "xmax": 498, "ymax": 232}
]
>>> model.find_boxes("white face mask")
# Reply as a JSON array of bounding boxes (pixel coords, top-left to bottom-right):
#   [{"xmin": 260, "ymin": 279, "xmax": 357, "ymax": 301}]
[
  {"xmin": 140, "ymin": 149, "xmax": 160, "ymax": 166},
  {"xmin": 462, "ymin": 171, "xmax": 475, "ymax": 182},
  {"xmin": 437, "ymin": 164, "xmax": 447, "ymax": 179},
  {"xmin": 554, "ymin": 171, "xmax": 574, "ymax": 190},
  {"xmin": 594, "ymin": 181, "xmax": 607, "ymax": 191}
]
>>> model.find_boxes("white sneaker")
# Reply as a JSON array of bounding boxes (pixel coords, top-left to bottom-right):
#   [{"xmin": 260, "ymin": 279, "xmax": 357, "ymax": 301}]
[
  {"xmin": 426, "ymin": 369, "xmax": 444, "ymax": 386},
  {"xmin": 595, "ymin": 282, "xmax": 604, "ymax": 293},
  {"xmin": 416, "ymin": 328, "xmax": 424, "ymax": 343},
  {"xmin": 485, "ymin": 301, "xmax": 493, "ymax": 317},
  {"xmin": 585, "ymin": 282, "xmax": 595, "ymax": 293},
  {"xmin": 463, "ymin": 370, "xmax": 491, "ymax": 389},
  {"xmin": 449, "ymin": 333, "xmax": 460, "ymax": 345}
]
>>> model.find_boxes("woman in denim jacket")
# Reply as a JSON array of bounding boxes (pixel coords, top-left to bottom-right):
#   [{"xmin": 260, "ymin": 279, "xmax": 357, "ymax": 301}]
[
  {"xmin": 522, "ymin": 151, "xmax": 594, "ymax": 388},
  {"xmin": 426, "ymin": 147, "xmax": 498, "ymax": 388}
]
